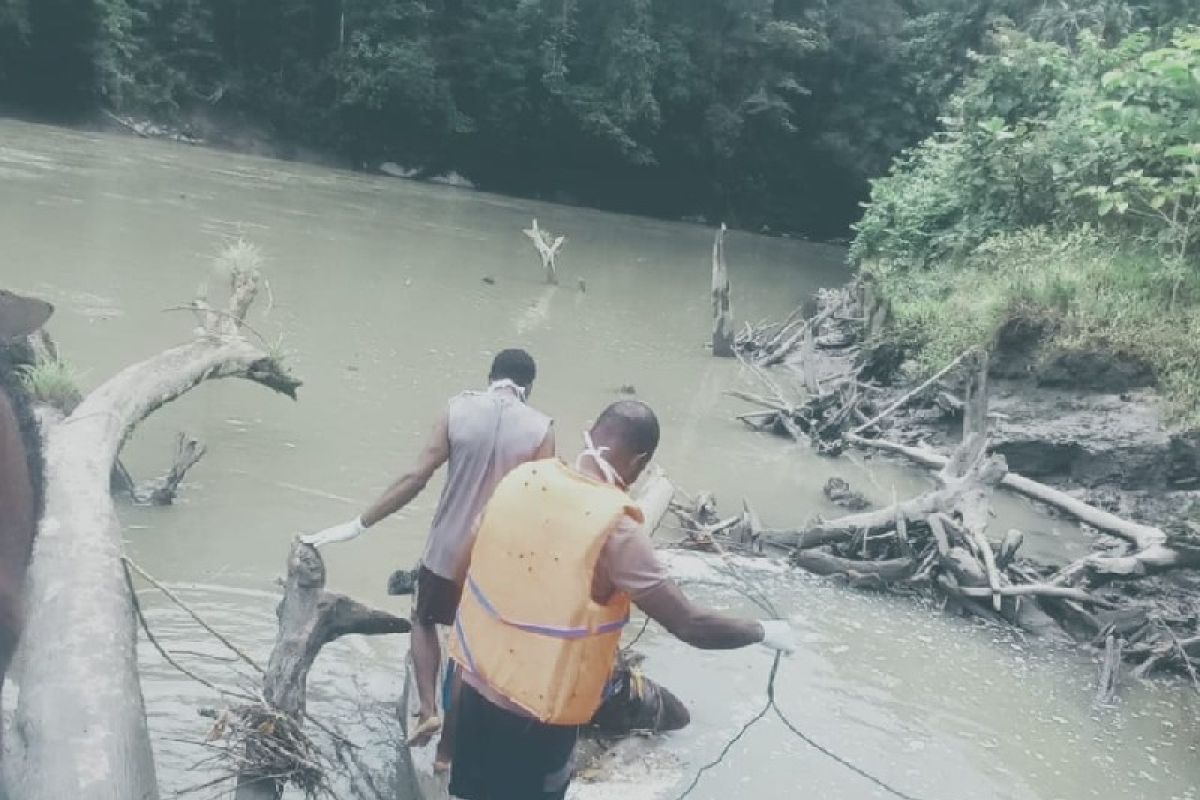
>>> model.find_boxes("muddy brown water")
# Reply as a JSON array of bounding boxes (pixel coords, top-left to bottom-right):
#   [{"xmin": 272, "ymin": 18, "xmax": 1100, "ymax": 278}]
[{"xmin": 1, "ymin": 118, "xmax": 1197, "ymax": 799}]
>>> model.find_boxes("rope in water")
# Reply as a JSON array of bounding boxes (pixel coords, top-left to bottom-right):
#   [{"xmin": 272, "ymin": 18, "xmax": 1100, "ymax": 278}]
[{"xmin": 672, "ymin": 556, "xmax": 928, "ymax": 800}]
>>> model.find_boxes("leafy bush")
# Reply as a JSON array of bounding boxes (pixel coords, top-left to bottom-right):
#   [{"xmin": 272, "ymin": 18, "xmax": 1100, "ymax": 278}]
[
  {"xmin": 854, "ymin": 26, "xmax": 1200, "ymax": 267},
  {"xmin": 853, "ymin": 24, "xmax": 1200, "ymax": 423},
  {"xmin": 876, "ymin": 227, "xmax": 1200, "ymax": 423}
]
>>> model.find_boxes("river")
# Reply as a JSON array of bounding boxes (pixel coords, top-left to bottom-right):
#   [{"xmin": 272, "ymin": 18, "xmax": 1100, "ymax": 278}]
[{"xmin": 1, "ymin": 118, "xmax": 1196, "ymax": 800}]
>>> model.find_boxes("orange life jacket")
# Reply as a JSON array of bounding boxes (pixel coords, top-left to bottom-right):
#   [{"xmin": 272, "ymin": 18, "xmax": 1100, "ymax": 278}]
[{"xmin": 449, "ymin": 458, "xmax": 645, "ymax": 725}]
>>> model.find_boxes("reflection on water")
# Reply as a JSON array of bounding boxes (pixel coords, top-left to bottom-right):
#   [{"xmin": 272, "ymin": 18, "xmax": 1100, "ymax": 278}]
[{"xmin": 2, "ymin": 117, "xmax": 1198, "ymax": 799}]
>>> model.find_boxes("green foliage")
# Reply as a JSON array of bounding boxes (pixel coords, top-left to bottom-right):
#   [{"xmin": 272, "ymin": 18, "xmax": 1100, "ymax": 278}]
[
  {"xmin": 876, "ymin": 228, "xmax": 1200, "ymax": 424},
  {"xmin": 853, "ymin": 22, "xmax": 1200, "ymax": 423},
  {"xmin": 17, "ymin": 358, "xmax": 83, "ymax": 413},
  {"xmin": 1075, "ymin": 30, "xmax": 1200, "ymax": 266},
  {"xmin": 853, "ymin": 25, "xmax": 1200, "ymax": 266}
]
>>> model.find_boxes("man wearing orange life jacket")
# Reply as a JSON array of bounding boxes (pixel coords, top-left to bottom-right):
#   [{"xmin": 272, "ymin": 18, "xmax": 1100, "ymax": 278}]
[{"xmin": 447, "ymin": 400, "xmax": 795, "ymax": 800}]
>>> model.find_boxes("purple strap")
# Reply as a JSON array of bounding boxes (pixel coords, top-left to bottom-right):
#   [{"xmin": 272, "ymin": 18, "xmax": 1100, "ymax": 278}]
[
  {"xmin": 467, "ymin": 575, "xmax": 628, "ymax": 640},
  {"xmin": 454, "ymin": 615, "xmax": 478, "ymax": 674}
]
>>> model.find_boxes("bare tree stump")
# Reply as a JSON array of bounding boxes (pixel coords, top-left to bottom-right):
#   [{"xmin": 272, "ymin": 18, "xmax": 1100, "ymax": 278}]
[
  {"xmin": 235, "ymin": 541, "xmax": 410, "ymax": 800},
  {"xmin": 711, "ymin": 224, "xmax": 734, "ymax": 358},
  {"xmin": 1094, "ymin": 634, "xmax": 1123, "ymax": 708},
  {"xmin": 130, "ymin": 433, "xmax": 207, "ymax": 506}
]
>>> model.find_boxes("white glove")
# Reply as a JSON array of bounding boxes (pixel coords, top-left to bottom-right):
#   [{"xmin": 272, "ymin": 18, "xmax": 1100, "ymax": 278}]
[
  {"xmin": 759, "ymin": 620, "xmax": 796, "ymax": 654},
  {"xmin": 300, "ymin": 517, "xmax": 366, "ymax": 548}
]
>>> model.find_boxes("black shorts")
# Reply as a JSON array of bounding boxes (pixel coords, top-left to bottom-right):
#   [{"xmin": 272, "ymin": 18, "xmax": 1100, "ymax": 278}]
[
  {"xmin": 449, "ymin": 681, "xmax": 579, "ymax": 800},
  {"xmin": 412, "ymin": 565, "xmax": 462, "ymax": 626}
]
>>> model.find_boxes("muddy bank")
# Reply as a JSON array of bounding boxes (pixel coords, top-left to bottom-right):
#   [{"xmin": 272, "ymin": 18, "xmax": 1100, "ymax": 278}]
[{"xmin": 879, "ymin": 351, "xmax": 1200, "ymax": 537}]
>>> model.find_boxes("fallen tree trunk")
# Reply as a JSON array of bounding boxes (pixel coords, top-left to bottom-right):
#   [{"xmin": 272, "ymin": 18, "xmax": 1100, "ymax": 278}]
[
  {"xmin": 759, "ymin": 455, "xmax": 1005, "ymax": 552},
  {"xmin": 844, "ymin": 434, "xmax": 1169, "ymax": 550},
  {"xmin": 4, "ymin": 260, "xmax": 299, "ymax": 800},
  {"xmin": 844, "ymin": 432, "xmax": 1200, "ymax": 586},
  {"xmin": 235, "ymin": 542, "xmax": 410, "ymax": 800}
]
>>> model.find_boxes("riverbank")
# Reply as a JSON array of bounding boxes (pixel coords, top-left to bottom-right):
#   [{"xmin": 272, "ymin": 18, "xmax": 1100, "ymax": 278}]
[{"xmin": 727, "ymin": 277, "xmax": 1200, "ymax": 687}]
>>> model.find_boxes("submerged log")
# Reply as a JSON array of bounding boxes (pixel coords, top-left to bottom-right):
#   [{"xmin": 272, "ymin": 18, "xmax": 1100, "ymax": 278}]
[
  {"xmin": 710, "ymin": 224, "xmax": 734, "ymax": 358},
  {"xmin": 235, "ymin": 541, "xmax": 410, "ymax": 800},
  {"xmin": 792, "ymin": 550, "xmax": 916, "ymax": 583},
  {"xmin": 4, "ymin": 260, "xmax": 299, "ymax": 800},
  {"xmin": 129, "ymin": 432, "xmax": 207, "ymax": 506}
]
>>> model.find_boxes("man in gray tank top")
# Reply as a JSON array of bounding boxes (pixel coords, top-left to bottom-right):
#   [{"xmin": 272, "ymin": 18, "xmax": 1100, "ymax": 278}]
[{"xmin": 302, "ymin": 349, "xmax": 553, "ymax": 765}]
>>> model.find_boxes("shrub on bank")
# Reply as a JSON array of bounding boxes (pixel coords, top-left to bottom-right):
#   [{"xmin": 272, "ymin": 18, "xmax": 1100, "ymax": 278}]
[
  {"xmin": 852, "ymin": 25, "xmax": 1200, "ymax": 424},
  {"xmin": 870, "ymin": 228, "xmax": 1200, "ymax": 424}
]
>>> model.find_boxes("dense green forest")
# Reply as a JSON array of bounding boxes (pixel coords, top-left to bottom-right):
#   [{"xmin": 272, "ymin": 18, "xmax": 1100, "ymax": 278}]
[{"xmin": 0, "ymin": 0, "xmax": 1186, "ymax": 238}]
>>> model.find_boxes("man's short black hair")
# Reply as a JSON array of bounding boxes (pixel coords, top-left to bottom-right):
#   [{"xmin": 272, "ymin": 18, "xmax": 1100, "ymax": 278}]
[
  {"xmin": 489, "ymin": 348, "xmax": 537, "ymax": 388},
  {"xmin": 594, "ymin": 400, "xmax": 660, "ymax": 456}
]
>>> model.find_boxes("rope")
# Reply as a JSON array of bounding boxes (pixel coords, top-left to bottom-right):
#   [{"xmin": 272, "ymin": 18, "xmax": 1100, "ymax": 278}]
[
  {"xmin": 121, "ymin": 559, "xmax": 259, "ymax": 704},
  {"xmin": 122, "ymin": 556, "xmax": 266, "ymax": 675},
  {"xmin": 122, "ymin": 556, "xmax": 357, "ymax": 750},
  {"xmin": 622, "ymin": 616, "xmax": 652, "ymax": 653},
  {"xmin": 673, "ymin": 554, "xmax": 929, "ymax": 800}
]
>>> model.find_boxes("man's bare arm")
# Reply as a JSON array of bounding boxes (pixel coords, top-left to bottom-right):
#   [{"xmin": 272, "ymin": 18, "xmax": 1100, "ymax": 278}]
[
  {"xmin": 534, "ymin": 423, "xmax": 556, "ymax": 460},
  {"xmin": 361, "ymin": 414, "xmax": 450, "ymax": 528},
  {"xmin": 634, "ymin": 580, "xmax": 764, "ymax": 650}
]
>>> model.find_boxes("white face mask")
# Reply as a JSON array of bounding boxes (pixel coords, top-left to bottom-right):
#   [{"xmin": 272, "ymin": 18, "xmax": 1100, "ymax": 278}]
[
  {"xmin": 575, "ymin": 431, "xmax": 625, "ymax": 488},
  {"xmin": 489, "ymin": 378, "xmax": 527, "ymax": 401}
]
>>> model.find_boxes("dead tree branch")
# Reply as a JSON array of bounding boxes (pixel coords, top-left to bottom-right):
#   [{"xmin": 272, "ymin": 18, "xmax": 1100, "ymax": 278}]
[
  {"xmin": 522, "ymin": 219, "xmax": 566, "ymax": 285},
  {"xmin": 233, "ymin": 541, "xmax": 410, "ymax": 800}
]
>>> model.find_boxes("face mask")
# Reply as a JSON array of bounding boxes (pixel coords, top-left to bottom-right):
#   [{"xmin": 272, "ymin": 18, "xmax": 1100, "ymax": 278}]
[
  {"xmin": 574, "ymin": 431, "xmax": 625, "ymax": 488},
  {"xmin": 489, "ymin": 378, "xmax": 527, "ymax": 402}
]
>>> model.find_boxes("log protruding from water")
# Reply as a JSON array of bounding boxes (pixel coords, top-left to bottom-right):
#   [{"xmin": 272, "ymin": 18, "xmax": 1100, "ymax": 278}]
[
  {"xmin": 122, "ymin": 432, "xmax": 208, "ymax": 505},
  {"xmin": 711, "ymin": 224, "xmax": 734, "ymax": 358},
  {"xmin": 233, "ymin": 541, "xmax": 410, "ymax": 800},
  {"xmin": 523, "ymin": 218, "xmax": 566, "ymax": 285}
]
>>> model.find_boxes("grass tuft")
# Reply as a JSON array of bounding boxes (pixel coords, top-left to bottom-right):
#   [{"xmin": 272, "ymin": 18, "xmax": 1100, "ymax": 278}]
[{"xmin": 18, "ymin": 358, "xmax": 84, "ymax": 413}]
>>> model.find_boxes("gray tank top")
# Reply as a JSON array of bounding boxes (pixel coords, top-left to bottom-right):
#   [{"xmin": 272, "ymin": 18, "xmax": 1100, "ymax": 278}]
[{"xmin": 422, "ymin": 386, "xmax": 551, "ymax": 582}]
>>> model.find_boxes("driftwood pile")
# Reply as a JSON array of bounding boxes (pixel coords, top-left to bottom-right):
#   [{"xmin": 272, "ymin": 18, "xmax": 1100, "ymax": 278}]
[
  {"xmin": 721, "ymin": 285, "xmax": 1200, "ymax": 697},
  {"xmin": 729, "ymin": 284, "xmax": 880, "ymax": 454}
]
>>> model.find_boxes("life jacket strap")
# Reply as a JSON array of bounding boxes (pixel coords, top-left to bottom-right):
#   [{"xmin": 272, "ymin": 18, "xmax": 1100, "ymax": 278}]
[{"xmin": 466, "ymin": 575, "xmax": 629, "ymax": 640}]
